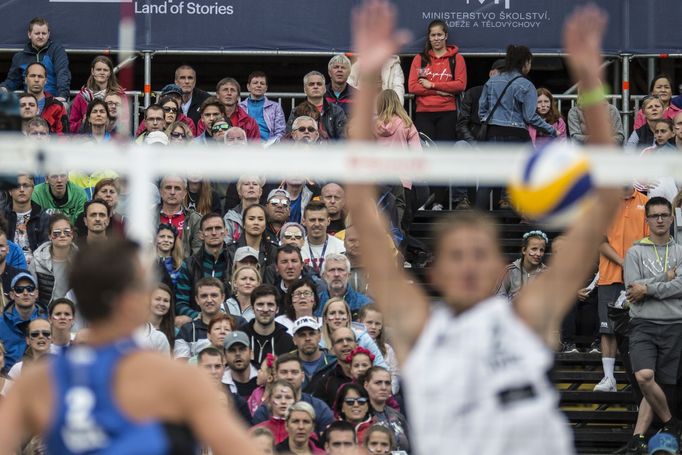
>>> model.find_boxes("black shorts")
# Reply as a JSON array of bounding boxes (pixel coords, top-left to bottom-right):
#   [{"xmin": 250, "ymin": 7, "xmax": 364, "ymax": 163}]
[
  {"xmin": 598, "ymin": 284, "xmax": 624, "ymax": 335},
  {"xmin": 607, "ymin": 306, "xmax": 631, "ymax": 338},
  {"xmin": 629, "ymin": 319, "xmax": 682, "ymax": 385}
]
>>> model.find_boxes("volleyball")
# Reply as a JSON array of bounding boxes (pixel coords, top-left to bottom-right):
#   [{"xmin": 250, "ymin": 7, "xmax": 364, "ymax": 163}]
[{"xmin": 508, "ymin": 141, "xmax": 594, "ymax": 227}]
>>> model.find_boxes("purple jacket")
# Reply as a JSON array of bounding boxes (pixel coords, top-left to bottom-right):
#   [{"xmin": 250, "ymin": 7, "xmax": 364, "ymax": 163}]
[{"xmin": 239, "ymin": 96, "xmax": 286, "ymax": 142}]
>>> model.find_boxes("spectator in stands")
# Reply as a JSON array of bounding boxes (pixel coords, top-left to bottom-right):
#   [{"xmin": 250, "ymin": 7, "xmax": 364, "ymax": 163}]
[
  {"xmin": 223, "ymin": 331, "xmax": 259, "ymax": 399},
  {"xmin": 321, "ymin": 184, "xmax": 346, "ymax": 236},
  {"xmin": 363, "ymin": 367, "xmax": 409, "ymax": 452},
  {"xmin": 159, "ymin": 84, "xmax": 197, "ymax": 134},
  {"xmin": 624, "ymin": 197, "xmax": 682, "ymax": 452},
  {"xmin": 184, "ymin": 177, "xmax": 220, "ymax": 216},
  {"xmin": 136, "ymin": 104, "xmax": 166, "ymax": 143},
  {"xmin": 594, "ymin": 187, "xmax": 649, "ymax": 393},
  {"xmin": 31, "ymin": 173, "xmax": 87, "ymax": 224},
  {"xmin": 77, "ymin": 199, "xmax": 110, "ymax": 246},
  {"xmin": 308, "ymin": 326, "xmax": 357, "ymax": 407},
  {"xmin": 174, "ymin": 277, "xmax": 225, "ymax": 359},
  {"xmin": 302, "ymin": 202, "xmax": 345, "ymax": 274},
  {"xmin": 212, "ymin": 77, "xmax": 259, "ymax": 140},
  {"xmin": 479, "ymin": 45, "xmax": 555, "ymax": 142},
  {"xmin": 225, "ymin": 127, "xmax": 248, "ymax": 146},
  {"xmin": 225, "ymin": 265, "xmax": 260, "ymax": 322},
  {"xmin": 210, "ymin": 118, "xmax": 230, "ymax": 142},
  {"xmin": 254, "ymin": 353, "xmax": 335, "ymax": 435},
  {"xmin": 363, "ymin": 425, "xmax": 396, "ymax": 455},
  {"xmin": 174, "ymin": 65, "xmax": 210, "ymax": 126},
  {"xmin": 136, "ymin": 96, "xmax": 181, "ymax": 139},
  {"xmin": 79, "ymin": 99, "xmax": 113, "ymax": 142},
  {"xmin": 251, "ymin": 427, "xmax": 276, "ymax": 455},
  {"xmin": 285, "ymin": 178, "xmax": 316, "ymax": 224},
  {"xmin": 7, "ymin": 317, "xmax": 52, "ymax": 379},
  {"xmin": 18, "ymin": 93, "xmax": 39, "ymax": 133},
  {"xmin": 290, "ymin": 116, "xmax": 320, "ymax": 144},
  {"xmin": 674, "ymin": 112, "xmax": 682, "ymax": 150},
  {"xmin": 194, "ymin": 97, "xmax": 226, "ymax": 143},
  {"xmin": 348, "ymin": 347, "xmax": 373, "ymax": 382},
  {"xmin": 3, "ymin": 174, "xmax": 48, "ymax": 265},
  {"xmin": 29, "ymin": 213, "xmax": 77, "ymax": 308},
  {"xmin": 318, "ymin": 299, "xmax": 385, "ymax": 368},
  {"xmin": 48, "ymin": 298, "xmax": 74, "ymax": 352},
  {"xmin": 0, "ymin": 231, "xmax": 27, "ymax": 309},
  {"xmin": 149, "ymin": 283, "xmax": 176, "ymax": 350},
  {"xmin": 240, "ymin": 71, "xmax": 286, "ymax": 143},
  {"xmin": 166, "ymin": 121, "xmax": 193, "ymax": 144},
  {"xmin": 343, "ymin": 225, "xmax": 368, "ymax": 295},
  {"xmin": 289, "ymin": 71, "xmax": 346, "ymax": 140},
  {"xmin": 633, "ymin": 75, "xmax": 680, "ymax": 130},
  {"xmin": 192, "ymin": 312, "xmax": 237, "ymax": 357},
  {"xmin": 0, "ymin": 17, "xmax": 70, "ymax": 101},
  {"xmin": 496, "ymin": 230, "xmax": 549, "ymax": 301},
  {"xmin": 69, "ymin": 56, "xmax": 124, "ymax": 134},
  {"xmin": 22, "ymin": 62, "xmax": 67, "ymax": 135},
  {"xmin": 104, "ymin": 92, "xmax": 126, "ymax": 133},
  {"xmin": 647, "ymin": 432, "xmax": 679, "ymax": 455},
  {"xmin": 277, "ymin": 401, "xmax": 324, "ymax": 454},
  {"xmin": 224, "ymin": 176, "xmax": 265, "ymax": 242},
  {"xmin": 248, "ymin": 353, "xmax": 277, "ymax": 416},
  {"xmin": 227, "ymin": 204, "xmax": 279, "ymax": 272},
  {"xmin": 568, "ymin": 84, "xmax": 625, "ymax": 145},
  {"xmin": 279, "ymin": 223, "xmax": 306, "ymax": 249},
  {"xmin": 408, "ymin": 19, "xmax": 466, "ymax": 143},
  {"xmin": 174, "ymin": 213, "xmax": 230, "ymax": 322},
  {"xmin": 290, "ymin": 317, "xmax": 334, "ymax": 385},
  {"xmin": 650, "ymin": 118, "xmax": 676, "ymax": 149},
  {"xmin": 25, "ymin": 117, "xmax": 50, "ymax": 140},
  {"xmin": 90, "ymin": 178, "xmax": 125, "ymax": 236},
  {"xmin": 318, "ymin": 254, "xmax": 371, "ymax": 317},
  {"xmin": 253, "ymin": 379, "xmax": 298, "ymax": 444},
  {"xmin": 264, "ymin": 245, "xmax": 317, "ymax": 299},
  {"xmin": 156, "ymin": 176, "xmax": 202, "ymax": 257},
  {"xmin": 0, "ymin": 272, "xmax": 46, "ymax": 373},
  {"xmin": 324, "ymin": 420, "xmax": 357, "ymax": 455},
  {"xmin": 325, "ymin": 54, "xmax": 356, "ymax": 116},
  {"xmin": 240, "ymin": 284, "xmax": 295, "ymax": 367},
  {"xmin": 627, "ymin": 96, "xmax": 664, "ymax": 148},
  {"xmin": 276, "ymin": 279, "xmax": 320, "ymax": 333},
  {"xmin": 348, "ymin": 55, "xmax": 405, "ymax": 105},
  {"xmin": 333, "ymin": 383, "xmax": 372, "ymax": 442},
  {"xmin": 529, "ymin": 88, "xmax": 567, "ymax": 145},
  {"xmin": 456, "ymin": 59, "xmax": 505, "ymax": 143},
  {"xmin": 265, "ymin": 189, "xmax": 291, "ymax": 240},
  {"xmin": 155, "ymin": 223, "xmax": 183, "ymax": 288},
  {"xmin": 357, "ymin": 305, "xmax": 399, "ymax": 394}
]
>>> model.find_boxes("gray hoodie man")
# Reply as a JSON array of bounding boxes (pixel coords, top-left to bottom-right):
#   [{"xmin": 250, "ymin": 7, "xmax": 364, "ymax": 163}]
[{"xmin": 624, "ymin": 237, "xmax": 682, "ymax": 322}]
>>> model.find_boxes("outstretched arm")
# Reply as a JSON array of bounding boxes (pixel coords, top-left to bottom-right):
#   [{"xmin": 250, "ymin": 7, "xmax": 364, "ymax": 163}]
[
  {"xmin": 516, "ymin": 6, "xmax": 621, "ymax": 344},
  {"xmin": 345, "ymin": 0, "xmax": 421, "ymax": 365}
]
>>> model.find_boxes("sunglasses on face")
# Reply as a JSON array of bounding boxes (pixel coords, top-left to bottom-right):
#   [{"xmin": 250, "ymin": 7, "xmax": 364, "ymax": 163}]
[
  {"xmin": 29, "ymin": 330, "xmax": 51, "ymax": 338},
  {"xmin": 163, "ymin": 106, "xmax": 178, "ymax": 114},
  {"xmin": 13, "ymin": 284, "xmax": 36, "ymax": 294},
  {"xmin": 170, "ymin": 132, "xmax": 186, "ymax": 139},
  {"xmin": 51, "ymin": 229, "xmax": 73, "ymax": 238},
  {"xmin": 283, "ymin": 233, "xmax": 303, "ymax": 240},
  {"xmin": 344, "ymin": 397, "xmax": 368, "ymax": 406},
  {"xmin": 212, "ymin": 123, "xmax": 230, "ymax": 132},
  {"xmin": 269, "ymin": 198, "xmax": 290, "ymax": 207},
  {"xmin": 296, "ymin": 126, "xmax": 317, "ymax": 133}
]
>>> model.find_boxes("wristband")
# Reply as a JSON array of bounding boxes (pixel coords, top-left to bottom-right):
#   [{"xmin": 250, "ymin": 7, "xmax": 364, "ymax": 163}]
[{"xmin": 577, "ymin": 85, "xmax": 606, "ymax": 108}]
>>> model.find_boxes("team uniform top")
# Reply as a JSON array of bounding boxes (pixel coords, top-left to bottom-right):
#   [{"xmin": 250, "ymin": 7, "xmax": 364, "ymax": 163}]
[
  {"xmin": 45, "ymin": 338, "xmax": 197, "ymax": 455},
  {"xmin": 403, "ymin": 296, "xmax": 574, "ymax": 455}
]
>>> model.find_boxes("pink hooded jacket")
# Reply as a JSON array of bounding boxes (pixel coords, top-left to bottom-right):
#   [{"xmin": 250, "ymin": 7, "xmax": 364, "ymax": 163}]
[{"xmin": 374, "ymin": 116, "xmax": 422, "ymax": 189}]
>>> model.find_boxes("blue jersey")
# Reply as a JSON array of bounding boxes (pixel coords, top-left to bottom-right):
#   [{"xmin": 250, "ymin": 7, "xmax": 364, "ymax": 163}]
[{"xmin": 45, "ymin": 338, "xmax": 197, "ymax": 455}]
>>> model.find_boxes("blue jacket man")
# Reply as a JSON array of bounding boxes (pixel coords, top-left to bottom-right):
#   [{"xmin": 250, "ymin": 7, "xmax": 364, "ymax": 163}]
[
  {"xmin": 0, "ymin": 19, "xmax": 71, "ymax": 100},
  {"xmin": 0, "ymin": 273, "xmax": 47, "ymax": 373},
  {"xmin": 315, "ymin": 254, "xmax": 373, "ymax": 318}
]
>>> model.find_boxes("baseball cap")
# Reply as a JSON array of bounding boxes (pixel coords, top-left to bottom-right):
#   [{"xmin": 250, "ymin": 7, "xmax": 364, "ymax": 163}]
[
  {"xmin": 224, "ymin": 331, "xmax": 250, "ymax": 350},
  {"xmin": 292, "ymin": 316, "xmax": 320, "ymax": 334},
  {"xmin": 161, "ymin": 84, "xmax": 183, "ymax": 98},
  {"xmin": 11, "ymin": 272, "xmax": 37, "ymax": 289},
  {"xmin": 491, "ymin": 59, "xmax": 505, "ymax": 71},
  {"xmin": 144, "ymin": 131, "xmax": 169, "ymax": 146},
  {"xmin": 267, "ymin": 188, "xmax": 291, "ymax": 201},
  {"xmin": 648, "ymin": 433, "xmax": 678, "ymax": 455},
  {"xmin": 234, "ymin": 246, "xmax": 259, "ymax": 263}
]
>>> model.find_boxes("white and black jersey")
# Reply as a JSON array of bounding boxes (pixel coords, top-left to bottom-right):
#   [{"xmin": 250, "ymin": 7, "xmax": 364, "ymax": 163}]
[{"xmin": 403, "ymin": 296, "xmax": 574, "ymax": 455}]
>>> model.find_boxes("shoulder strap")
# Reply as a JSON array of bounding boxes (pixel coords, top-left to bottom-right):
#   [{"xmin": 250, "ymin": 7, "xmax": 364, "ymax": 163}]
[
  {"xmin": 482, "ymin": 75, "xmax": 523, "ymax": 125},
  {"xmin": 449, "ymin": 54, "xmax": 457, "ymax": 80}
]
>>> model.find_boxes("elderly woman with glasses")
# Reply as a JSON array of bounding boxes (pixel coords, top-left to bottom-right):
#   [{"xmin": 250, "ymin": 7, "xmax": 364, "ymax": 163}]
[
  {"xmin": 496, "ymin": 230, "xmax": 549, "ymax": 301},
  {"xmin": 28, "ymin": 213, "xmax": 78, "ymax": 308}
]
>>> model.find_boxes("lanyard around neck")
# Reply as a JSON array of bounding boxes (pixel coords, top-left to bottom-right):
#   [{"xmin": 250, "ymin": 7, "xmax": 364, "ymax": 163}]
[{"xmin": 653, "ymin": 240, "xmax": 670, "ymax": 272}]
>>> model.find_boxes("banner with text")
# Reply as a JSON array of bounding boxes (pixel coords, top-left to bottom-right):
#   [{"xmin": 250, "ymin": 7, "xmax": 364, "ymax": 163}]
[{"xmin": 0, "ymin": 0, "xmax": 679, "ymax": 53}]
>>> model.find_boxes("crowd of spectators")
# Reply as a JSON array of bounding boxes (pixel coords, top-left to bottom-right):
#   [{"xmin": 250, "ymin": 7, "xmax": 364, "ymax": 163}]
[{"xmin": 1, "ymin": 13, "xmax": 682, "ymax": 455}]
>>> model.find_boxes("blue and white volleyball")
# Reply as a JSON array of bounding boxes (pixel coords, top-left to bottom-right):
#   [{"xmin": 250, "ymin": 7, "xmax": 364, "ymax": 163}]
[{"xmin": 508, "ymin": 141, "xmax": 594, "ymax": 227}]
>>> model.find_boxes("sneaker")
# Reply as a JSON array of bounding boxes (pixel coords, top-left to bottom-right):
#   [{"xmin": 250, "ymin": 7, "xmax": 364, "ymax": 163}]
[
  {"xmin": 589, "ymin": 340, "xmax": 601, "ymax": 354},
  {"xmin": 593, "ymin": 376, "xmax": 617, "ymax": 392},
  {"xmin": 431, "ymin": 203, "xmax": 444, "ymax": 211},
  {"xmin": 561, "ymin": 343, "xmax": 579, "ymax": 354},
  {"xmin": 625, "ymin": 434, "xmax": 647, "ymax": 454}
]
